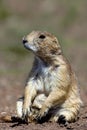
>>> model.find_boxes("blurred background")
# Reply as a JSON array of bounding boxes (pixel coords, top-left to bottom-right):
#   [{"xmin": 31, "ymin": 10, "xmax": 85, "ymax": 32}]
[{"xmin": 0, "ymin": 0, "xmax": 87, "ymax": 112}]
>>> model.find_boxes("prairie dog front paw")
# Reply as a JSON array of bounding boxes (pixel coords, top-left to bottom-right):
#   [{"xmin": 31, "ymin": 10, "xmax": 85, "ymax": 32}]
[
  {"xmin": 22, "ymin": 105, "xmax": 31, "ymax": 123},
  {"xmin": 36, "ymin": 107, "xmax": 49, "ymax": 122}
]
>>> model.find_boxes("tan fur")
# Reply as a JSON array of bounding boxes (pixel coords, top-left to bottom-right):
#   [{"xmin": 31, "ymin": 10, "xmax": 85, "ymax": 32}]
[{"xmin": 16, "ymin": 31, "xmax": 82, "ymax": 123}]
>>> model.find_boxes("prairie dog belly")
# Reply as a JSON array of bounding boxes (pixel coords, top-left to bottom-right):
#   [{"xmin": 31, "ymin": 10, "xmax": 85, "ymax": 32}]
[
  {"xmin": 35, "ymin": 77, "xmax": 44, "ymax": 93},
  {"xmin": 35, "ymin": 64, "xmax": 55, "ymax": 95},
  {"xmin": 35, "ymin": 77, "xmax": 51, "ymax": 96}
]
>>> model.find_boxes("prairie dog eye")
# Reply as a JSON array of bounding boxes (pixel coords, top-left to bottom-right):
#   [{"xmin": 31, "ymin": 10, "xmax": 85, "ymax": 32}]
[{"xmin": 39, "ymin": 34, "xmax": 46, "ymax": 39}]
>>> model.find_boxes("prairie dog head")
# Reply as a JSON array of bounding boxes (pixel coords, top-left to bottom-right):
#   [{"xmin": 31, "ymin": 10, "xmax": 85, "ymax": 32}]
[{"xmin": 22, "ymin": 31, "xmax": 62, "ymax": 60}]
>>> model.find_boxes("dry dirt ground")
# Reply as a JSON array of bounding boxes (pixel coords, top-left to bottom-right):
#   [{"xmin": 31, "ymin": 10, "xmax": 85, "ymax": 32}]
[{"xmin": 0, "ymin": 77, "xmax": 87, "ymax": 130}]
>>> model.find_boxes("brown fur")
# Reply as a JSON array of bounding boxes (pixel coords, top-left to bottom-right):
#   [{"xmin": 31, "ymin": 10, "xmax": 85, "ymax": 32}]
[{"xmin": 16, "ymin": 31, "xmax": 82, "ymax": 124}]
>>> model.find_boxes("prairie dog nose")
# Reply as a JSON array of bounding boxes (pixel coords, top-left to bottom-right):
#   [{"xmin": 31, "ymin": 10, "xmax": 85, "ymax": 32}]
[{"xmin": 22, "ymin": 37, "xmax": 28, "ymax": 44}]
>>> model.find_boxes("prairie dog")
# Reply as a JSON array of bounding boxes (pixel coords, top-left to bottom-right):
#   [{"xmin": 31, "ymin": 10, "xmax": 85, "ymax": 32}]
[{"xmin": 17, "ymin": 31, "xmax": 82, "ymax": 124}]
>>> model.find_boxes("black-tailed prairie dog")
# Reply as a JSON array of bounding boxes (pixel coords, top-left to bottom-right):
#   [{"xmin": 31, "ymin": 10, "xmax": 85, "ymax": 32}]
[{"xmin": 16, "ymin": 31, "xmax": 82, "ymax": 124}]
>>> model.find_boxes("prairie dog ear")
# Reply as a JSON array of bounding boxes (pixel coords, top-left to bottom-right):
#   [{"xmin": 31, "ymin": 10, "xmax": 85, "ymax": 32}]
[
  {"xmin": 53, "ymin": 37, "xmax": 61, "ymax": 47},
  {"xmin": 52, "ymin": 37, "xmax": 62, "ymax": 55},
  {"xmin": 57, "ymin": 47, "xmax": 62, "ymax": 55},
  {"xmin": 52, "ymin": 37, "xmax": 58, "ymax": 43}
]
